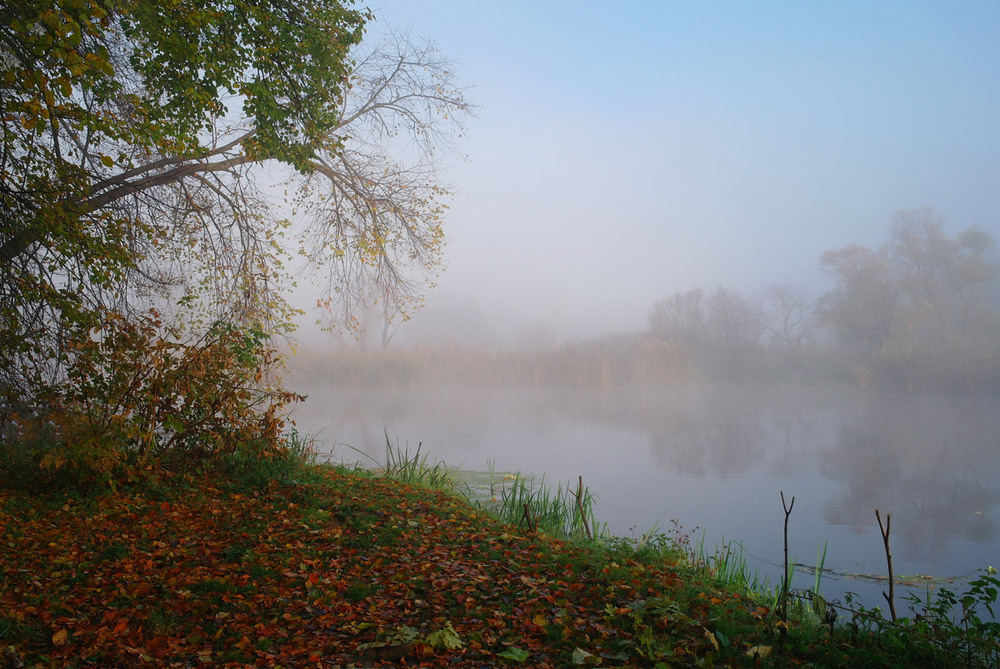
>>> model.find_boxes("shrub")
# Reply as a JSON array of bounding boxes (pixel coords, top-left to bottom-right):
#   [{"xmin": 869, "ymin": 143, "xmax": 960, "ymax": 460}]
[{"xmin": 0, "ymin": 311, "xmax": 301, "ymax": 490}]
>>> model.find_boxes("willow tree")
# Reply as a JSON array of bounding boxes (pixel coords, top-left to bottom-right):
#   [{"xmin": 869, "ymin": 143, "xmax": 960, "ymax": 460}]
[{"xmin": 0, "ymin": 1, "xmax": 470, "ymax": 482}]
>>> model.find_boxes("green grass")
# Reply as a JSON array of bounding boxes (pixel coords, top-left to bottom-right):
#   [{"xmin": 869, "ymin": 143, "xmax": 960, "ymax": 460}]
[
  {"xmin": 479, "ymin": 468, "xmax": 607, "ymax": 540},
  {"xmin": 343, "ymin": 435, "xmax": 465, "ymax": 492},
  {"xmin": 96, "ymin": 540, "xmax": 129, "ymax": 562},
  {"xmin": 5, "ymin": 429, "xmax": 998, "ymax": 667},
  {"xmin": 344, "ymin": 582, "xmax": 377, "ymax": 603},
  {"xmin": 339, "ymin": 437, "xmax": 1000, "ymax": 664}
]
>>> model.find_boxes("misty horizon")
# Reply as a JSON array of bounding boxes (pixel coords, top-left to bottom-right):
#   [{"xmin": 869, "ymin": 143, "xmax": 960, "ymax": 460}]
[{"xmin": 290, "ymin": 1, "xmax": 1000, "ymax": 350}]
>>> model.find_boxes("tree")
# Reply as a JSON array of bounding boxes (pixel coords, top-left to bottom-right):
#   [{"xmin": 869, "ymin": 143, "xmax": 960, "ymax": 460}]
[
  {"xmin": 1, "ymin": 2, "xmax": 470, "ymax": 394},
  {"xmin": 885, "ymin": 207, "xmax": 997, "ymax": 344},
  {"xmin": 302, "ymin": 29, "xmax": 471, "ymax": 331},
  {"xmin": 818, "ymin": 208, "xmax": 999, "ymax": 389},
  {"xmin": 649, "ymin": 286, "xmax": 764, "ymax": 380},
  {"xmin": 649, "ymin": 287, "xmax": 763, "ymax": 351},
  {"xmin": 820, "ymin": 209, "xmax": 998, "ymax": 354},
  {"xmin": 703, "ymin": 286, "xmax": 764, "ymax": 350},
  {"xmin": 648, "ymin": 288, "xmax": 707, "ymax": 347},
  {"xmin": 818, "ymin": 243, "xmax": 897, "ymax": 351},
  {"xmin": 763, "ymin": 284, "xmax": 816, "ymax": 350},
  {"xmin": 0, "ymin": 2, "xmax": 471, "ymax": 482}
]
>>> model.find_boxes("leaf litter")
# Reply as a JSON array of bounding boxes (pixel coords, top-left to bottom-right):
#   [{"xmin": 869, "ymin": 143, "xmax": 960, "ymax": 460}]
[{"xmin": 0, "ymin": 468, "xmax": 762, "ymax": 667}]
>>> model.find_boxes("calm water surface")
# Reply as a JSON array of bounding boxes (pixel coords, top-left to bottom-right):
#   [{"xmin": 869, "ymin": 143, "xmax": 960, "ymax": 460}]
[{"xmin": 291, "ymin": 384, "xmax": 1000, "ymax": 609}]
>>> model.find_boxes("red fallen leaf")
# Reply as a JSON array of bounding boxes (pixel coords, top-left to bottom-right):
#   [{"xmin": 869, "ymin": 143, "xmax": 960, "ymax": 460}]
[
  {"xmin": 146, "ymin": 635, "xmax": 170, "ymax": 655},
  {"xmin": 1, "ymin": 468, "xmax": 797, "ymax": 668},
  {"xmin": 132, "ymin": 582, "xmax": 154, "ymax": 597}
]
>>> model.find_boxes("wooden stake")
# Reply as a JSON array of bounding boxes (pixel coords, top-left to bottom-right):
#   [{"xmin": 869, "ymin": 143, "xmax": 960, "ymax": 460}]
[
  {"xmin": 780, "ymin": 491, "xmax": 795, "ymax": 638},
  {"xmin": 572, "ymin": 475, "xmax": 593, "ymax": 540},
  {"xmin": 521, "ymin": 502, "xmax": 536, "ymax": 533},
  {"xmin": 875, "ymin": 509, "xmax": 897, "ymax": 622}
]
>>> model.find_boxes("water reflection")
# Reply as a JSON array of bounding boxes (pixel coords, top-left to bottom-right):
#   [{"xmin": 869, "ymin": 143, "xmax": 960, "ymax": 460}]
[
  {"xmin": 291, "ymin": 384, "xmax": 1000, "ymax": 581},
  {"xmin": 820, "ymin": 395, "xmax": 1000, "ymax": 561},
  {"xmin": 644, "ymin": 388, "xmax": 782, "ymax": 478}
]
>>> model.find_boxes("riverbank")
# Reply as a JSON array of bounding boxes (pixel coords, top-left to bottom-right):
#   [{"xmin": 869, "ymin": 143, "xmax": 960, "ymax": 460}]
[{"xmin": 0, "ymin": 462, "xmax": 993, "ymax": 667}]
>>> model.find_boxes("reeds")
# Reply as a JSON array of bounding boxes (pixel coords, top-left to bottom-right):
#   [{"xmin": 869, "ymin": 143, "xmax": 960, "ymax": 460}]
[
  {"xmin": 285, "ymin": 336, "xmax": 692, "ymax": 389},
  {"xmin": 483, "ymin": 469, "xmax": 607, "ymax": 541},
  {"xmin": 696, "ymin": 537, "xmax": 773, "ymax": 594},
  {"xmin": 344, "ymin": 434, "xmax": 462, "ymax": 492}
]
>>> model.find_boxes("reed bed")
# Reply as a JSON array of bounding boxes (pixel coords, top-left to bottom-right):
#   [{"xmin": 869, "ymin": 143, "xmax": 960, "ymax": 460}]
[
  {"xmin": 482, "ymin": 470, "xmax": 608, "ymax": 540},
  {"xmin": 285, "ymin": 336, "xmax": 693, "ymax": 389}
]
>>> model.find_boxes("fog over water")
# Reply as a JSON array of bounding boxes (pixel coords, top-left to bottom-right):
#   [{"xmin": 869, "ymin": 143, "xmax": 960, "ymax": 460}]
[
  {"xmin": 286, "ymin": 1, "xmax": 1000, "ymax": 612},
  {"xmin": 290, "ymin": 382, "xmax": 1000, "ymax": 608},
  {"xmin": 313, "ymin": 1, "xmax": 1000, "ymax": 346}
]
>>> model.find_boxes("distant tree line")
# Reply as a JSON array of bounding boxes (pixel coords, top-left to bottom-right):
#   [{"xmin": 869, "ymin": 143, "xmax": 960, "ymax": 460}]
[
  {"xmin": 297, "ymin": 207, "xmax": 998, "ymax": 394},
  {"xmin": 647, "ymin": 208, "xmax": 1000, "ymax": 392}
]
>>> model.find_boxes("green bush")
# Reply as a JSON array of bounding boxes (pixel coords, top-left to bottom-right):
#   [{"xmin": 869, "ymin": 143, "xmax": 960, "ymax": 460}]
[{"xmin": 0, "ymin": 312, "xmax": 302, "ymax": 491}]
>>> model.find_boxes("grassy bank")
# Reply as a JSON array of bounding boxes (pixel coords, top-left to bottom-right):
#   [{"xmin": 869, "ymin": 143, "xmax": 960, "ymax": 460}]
[{"xmin": 1, "ymin": 457, "xmax": 996, "ymax": 667}]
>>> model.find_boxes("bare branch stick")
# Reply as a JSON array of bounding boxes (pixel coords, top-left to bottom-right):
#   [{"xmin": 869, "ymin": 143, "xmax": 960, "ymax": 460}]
[
  {"xmin": 780, "ymin": 491, "xmax": 796, "ymax": 638},
  {"xmin": 571, "ymin": 475, "xmax": 593, "ymax": 540},
  {"xmin": 875, "ymin": 509, "xmax": 897, "ymax": 622}
]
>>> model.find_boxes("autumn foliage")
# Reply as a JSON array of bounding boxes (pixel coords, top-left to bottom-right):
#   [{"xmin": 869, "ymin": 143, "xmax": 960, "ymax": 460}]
[
  {"xmin": 0, "ymin": 468, "xmax": 762, "ymax": 667},
  {"xmin": 2, "ymin": 0, "xmax": 470, "ymax": 492},
  {"xmin": 0, "ymin": 313, "xmax": 300, "ymax": 490}
]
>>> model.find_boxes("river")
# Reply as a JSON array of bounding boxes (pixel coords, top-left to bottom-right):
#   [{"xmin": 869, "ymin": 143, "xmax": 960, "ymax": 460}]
[{"xmin": 290, "ymin": 383, "xmax": 1000, "ymax": 613}]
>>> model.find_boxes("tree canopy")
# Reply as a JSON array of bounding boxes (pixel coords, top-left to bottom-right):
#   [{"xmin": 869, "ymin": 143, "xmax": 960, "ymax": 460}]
[
  {"xmin": 0, "ymin": 0, "xmax": 471, "ymax": 486},
  {"xmin": 646, "ymin": 208, "xmax": 999, "ymax": 391},
  {"xmin": 819, "ymin": 207, "xmax": 997, "ymax": 354}
]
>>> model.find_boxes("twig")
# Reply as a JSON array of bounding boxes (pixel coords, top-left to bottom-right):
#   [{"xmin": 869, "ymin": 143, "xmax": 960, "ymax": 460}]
[
  {"xmin": 780, "ymin": 491, "xmax": 795, "ymax": 638},
  {"xmin": 571, "ymin": 475, "xmax": 593, "ymax": 539},
  {"xmin": 875, "ymin": 509, "xmax": 897, "ymax": 622},
  {"xmin": 520, "ymin": 502, "xmax": 537, "ymax": 533}
]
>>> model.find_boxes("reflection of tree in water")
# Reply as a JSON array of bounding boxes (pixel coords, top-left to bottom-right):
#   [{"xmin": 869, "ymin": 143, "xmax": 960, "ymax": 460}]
[
  {"xmin": 294, "ymin": 387, "xmax": 499, "ymax": 459},
  {"xmin": 543, "ymin": 385, "xmax": 831, "ymax": 479},
  {"xmin": 648, "ymin": 412, "xmax": 767, "ymax": 477},
  {"xmin": 766, "ymin": 401, "xmax": 825, "ymax": 478},
  {"xmin": 643, "ymin": 387, "xmax": 803, "ymax": 478},
  {"xmin": 820, "ymin": 396, "xmax": 1000, "ymax": 561},
  {"xmin": 294, "ymin": 383, "xmax": 1000, "ymax": 565}
]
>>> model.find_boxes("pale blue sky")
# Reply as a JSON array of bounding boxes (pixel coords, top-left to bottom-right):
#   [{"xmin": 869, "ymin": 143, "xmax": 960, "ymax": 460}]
[{"xmin": 363, "ymin": 1, "xmax": 1000, "ymax": 342}]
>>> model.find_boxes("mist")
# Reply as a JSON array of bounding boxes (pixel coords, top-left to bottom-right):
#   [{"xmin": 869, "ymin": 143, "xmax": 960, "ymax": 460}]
[
  {"xmin": 282, "ymin": 1, "xmax": 1000, "ymax": 613},
  {"xmin": 284, "ymin": 1, "xmax": 1000, "ymax": 350}
]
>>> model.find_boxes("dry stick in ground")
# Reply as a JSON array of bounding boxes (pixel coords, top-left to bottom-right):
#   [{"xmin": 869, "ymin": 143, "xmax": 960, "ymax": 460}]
[
  {"xmin": 571, "ymin": 475, "xmax": 594, "ymax": 540},
  {"xmin": 521, "ymin": 503, "xmax": 537, "ymax": 533},
  {"xmin": 875, "ymin": 509, "xmax": 897, "ymax": 622},
  {"xmin": 780, "ymin": 491, "xmax": 795, "ymax": 638}
]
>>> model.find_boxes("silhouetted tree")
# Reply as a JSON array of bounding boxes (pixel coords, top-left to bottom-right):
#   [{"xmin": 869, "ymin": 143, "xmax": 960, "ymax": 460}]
[
  {"xmin": 649, "ymin": 286, "xmax": 764, "ymax": 379},
  {"xmin": 648, "ymin": 289, "xmax": 707, "ymax": 348},
  {"xmin": 819, "ymin": 208, "xmax": 999, "ymax": 389},
  {"xmin": 764, "ymin": 284, "xmax": 817, "ymax": 350},
  {"xmin": 703, "ymin": 287, "xmax": 764, "ymax": 350}
]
